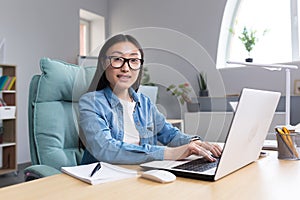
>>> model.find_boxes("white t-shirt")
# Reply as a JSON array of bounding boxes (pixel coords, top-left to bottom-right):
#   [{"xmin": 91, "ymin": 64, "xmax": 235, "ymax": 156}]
[{"xmin": 119, "ymin": 98, "xmax": 140, "ymax": 145}]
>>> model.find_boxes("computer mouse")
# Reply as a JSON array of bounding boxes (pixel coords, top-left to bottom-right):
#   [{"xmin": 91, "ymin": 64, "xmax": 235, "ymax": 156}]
[{"xmin": 141, "ymin": 169, "xmax": 176, "ymax": 183}]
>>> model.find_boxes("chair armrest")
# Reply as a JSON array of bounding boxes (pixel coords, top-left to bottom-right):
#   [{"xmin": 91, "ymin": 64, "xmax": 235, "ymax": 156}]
[{"xmin": 24, "ymin": 164, "xmax": 61, "ymax": 181}]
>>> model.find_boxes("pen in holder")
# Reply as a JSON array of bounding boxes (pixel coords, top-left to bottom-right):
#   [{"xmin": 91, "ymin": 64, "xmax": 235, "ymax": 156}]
[{"xmin": 276, "ymin": 127, "xmax": 300, "ymax": 160}]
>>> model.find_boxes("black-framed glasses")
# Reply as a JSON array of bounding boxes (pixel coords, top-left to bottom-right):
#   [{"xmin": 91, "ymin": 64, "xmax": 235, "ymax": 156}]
[{"xmin": 106, "ymin": 56, "xmax": 143, "ymax": 70}]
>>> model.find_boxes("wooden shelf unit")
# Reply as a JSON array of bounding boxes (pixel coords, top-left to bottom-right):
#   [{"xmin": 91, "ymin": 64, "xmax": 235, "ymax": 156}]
[{"xmin": 0, "ymin": 64, "xmax": 17, "ymax": 175}]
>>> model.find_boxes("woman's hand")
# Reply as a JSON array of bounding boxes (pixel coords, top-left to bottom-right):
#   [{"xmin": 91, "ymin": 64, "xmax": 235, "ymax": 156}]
[
  {"xmin": 164, "ymin": 141, "xmax": 222, "ymax": 162},
  {"xmin": 192, "ymin": 140, "xmax": 222, "ymax": 161}
]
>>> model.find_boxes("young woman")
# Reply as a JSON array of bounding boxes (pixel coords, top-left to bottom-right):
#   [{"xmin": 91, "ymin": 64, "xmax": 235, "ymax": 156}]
[{"xmin": 79, "ymin": 34, "xmax": 222, "ymax": 165}]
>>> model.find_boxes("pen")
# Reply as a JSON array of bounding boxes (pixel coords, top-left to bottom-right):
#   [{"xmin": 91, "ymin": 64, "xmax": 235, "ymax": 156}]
[
  {"xmin": 276, "ymin": 128, "xmax": 294, "ymax": 155},
  {"xmin": 282, "ymin": 127, "xmax": 299, "ymax": 158},
  {"xmin": 90, "ymin": 163, "xmax": 101, "ymax": 177},
  {"xmin": 276, "ymin": 127, "xmax": 299, "ymax": 158}
]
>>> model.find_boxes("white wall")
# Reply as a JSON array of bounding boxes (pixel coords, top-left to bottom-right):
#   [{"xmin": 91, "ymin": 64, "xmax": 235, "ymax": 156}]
[
  {"xmin": 107, "ymin": 0, "xmax": 300, "ymax": 109},
  {"xmin": 107, "ymin": 0, "xmax": 229, "ymax": 119},
  {"xmin": 0, "ymin": 0, "xmax": 108, "ymax": 163},
  {"xmin": 108, "ymin": 0, "xmax": 225, "ymax": 62}
]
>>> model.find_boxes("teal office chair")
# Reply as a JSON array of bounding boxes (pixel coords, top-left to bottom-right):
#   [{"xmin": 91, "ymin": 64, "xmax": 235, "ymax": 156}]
[{"xmin": 24, "ymin": 58, "xmax": 96, "ymax": 181}]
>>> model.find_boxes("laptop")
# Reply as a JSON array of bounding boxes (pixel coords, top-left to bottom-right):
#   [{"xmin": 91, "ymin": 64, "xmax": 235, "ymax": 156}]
[{"xmin": 140, "ymin": 88, "xmax": 281, "ymax": 181}]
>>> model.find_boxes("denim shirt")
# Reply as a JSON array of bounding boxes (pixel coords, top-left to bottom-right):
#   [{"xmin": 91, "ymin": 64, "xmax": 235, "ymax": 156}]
[{"xmin": 79, "ymin": 87, "xmax": 192, "ymax": 164}]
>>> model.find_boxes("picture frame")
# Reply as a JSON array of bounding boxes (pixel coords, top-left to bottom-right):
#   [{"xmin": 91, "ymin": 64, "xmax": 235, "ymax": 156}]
[{"xmin": 294, "ymin": 80, "xmax": 300, "ymax": 95}]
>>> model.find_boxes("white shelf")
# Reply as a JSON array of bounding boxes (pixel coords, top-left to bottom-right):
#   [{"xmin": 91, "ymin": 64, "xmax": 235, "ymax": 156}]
[
  {"xmin": 1, "ymin": 90, "xmax": 16, "ymax": 93},
  {"xmin": 0, "ymin": 142, "xmax": 16, "ymax": 148},
  {"xmin": 0, "ymin": 117, "xmax": 16, "ymax": 120}
]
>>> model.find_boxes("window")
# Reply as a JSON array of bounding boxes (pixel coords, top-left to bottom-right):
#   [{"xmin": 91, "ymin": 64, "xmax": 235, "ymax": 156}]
[
  {"xmin": 80, "ymin": 19, "xmax": 90, "ymax": 56},
  {"xmin": 217, "ymin": 0, "xmax": 299, "ymax": 68},
  {"xmin": 79, "ymin": 9, "xmax": 105, "ymax": 57}
]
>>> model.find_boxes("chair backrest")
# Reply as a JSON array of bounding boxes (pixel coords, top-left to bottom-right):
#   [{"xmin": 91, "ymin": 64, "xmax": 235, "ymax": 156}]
[{"xmin": 28, "ymin": 57, "xmax": 96, "ymax": 170}]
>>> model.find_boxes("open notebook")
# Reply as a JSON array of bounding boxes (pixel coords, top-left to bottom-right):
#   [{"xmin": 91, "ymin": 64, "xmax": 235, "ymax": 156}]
[{"xmin": 61, "ymin": 162, "xmax": 137, "ymax": 185}]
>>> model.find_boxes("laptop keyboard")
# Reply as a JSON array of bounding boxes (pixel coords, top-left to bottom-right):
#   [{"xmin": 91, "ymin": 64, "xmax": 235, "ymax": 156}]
[{"xmin": 173, "ymin": 157, "xmax": 220, "ymax": 172}]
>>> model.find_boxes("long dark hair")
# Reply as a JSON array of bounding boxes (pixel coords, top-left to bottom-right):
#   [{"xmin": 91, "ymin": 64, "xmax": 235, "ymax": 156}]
[{"xmin": 88, "ymin": 34, "xmax": 144, "ymax": 92}]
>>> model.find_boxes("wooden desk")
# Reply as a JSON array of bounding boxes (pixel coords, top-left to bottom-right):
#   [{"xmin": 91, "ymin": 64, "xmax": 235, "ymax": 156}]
[
  {"xmin": 1, "ymin": 151, "xmax": 300, "ymax": 200},
  {"xmin": 167, "ymin": 119, "xmax": 184, "ymax": 131}
]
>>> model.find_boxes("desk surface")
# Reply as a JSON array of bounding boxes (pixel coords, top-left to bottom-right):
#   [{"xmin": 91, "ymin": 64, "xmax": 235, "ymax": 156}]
[{"xmin": 1, "ymin": 151, "xmax": 300, "ymax": 200}]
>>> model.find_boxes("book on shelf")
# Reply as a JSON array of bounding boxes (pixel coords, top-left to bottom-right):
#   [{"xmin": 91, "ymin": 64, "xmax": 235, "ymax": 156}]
[
  {"xmin": 6, "ymin": 76, "xmax": 16, "ymax": 90},
  {"xmin": 61, "ymin": 162, "xmax": 138, "ymax": 185},
  {"xmin": 2, "ymin": 76, "xmax": 12, "ymax": 90},
  {"xmin": 0, "ymin": 75, "xmax": 15, "ymax": 90},
  {"xmin": 0, "ymin": 76, "xmax": 9, "ymax": 90}
]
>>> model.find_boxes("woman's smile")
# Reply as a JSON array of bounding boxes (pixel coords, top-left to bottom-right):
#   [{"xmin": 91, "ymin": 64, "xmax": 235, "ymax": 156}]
[{"xmin": 117, "ymin": 74, "xmax": 131, "ymax": 81}]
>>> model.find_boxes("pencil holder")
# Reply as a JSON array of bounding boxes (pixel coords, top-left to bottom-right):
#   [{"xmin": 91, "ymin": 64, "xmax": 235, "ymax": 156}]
[{"xmin": 276, "ymin": 132, "xmax": 300, "ymax": 160}]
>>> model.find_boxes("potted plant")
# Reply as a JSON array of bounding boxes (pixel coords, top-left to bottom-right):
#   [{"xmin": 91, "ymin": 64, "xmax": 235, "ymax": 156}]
[
  {"xmin": 198, "ymin": 72, "xmax": 209, "ymax": 97},
  {"xmin": 166, "ymin": 83, "xmax": 192, "ymax": 105},
  {"xmin": 239, "ymin": 27, "xmax": 257, "ymax": 62},
  {"xmin": 166, "ymin": 83, "xmax": 201, "ymax": 112},
  {"xmin": 230, "ymin": 26, "xmax": 267, "ymax": 62},
  {"xmin": 165, "ymin": 73, "xmax": 209, "ymax": 111}
]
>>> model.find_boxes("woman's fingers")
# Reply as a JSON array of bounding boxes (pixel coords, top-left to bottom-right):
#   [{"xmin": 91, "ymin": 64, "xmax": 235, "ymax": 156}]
[
  {"xmin": 199, "ymin": 141, "xmax": 222, "ymax": 155},
  {"xmin": 189, "ymin": 142, "xmax": 216, "ymax": 162},
  {"xmin": 165, "ymin": 142, "xmax": 223, "ymax": 161},
  {"xmin": 192, "ymin": 141, "xmax": 222, "ymax": 159},
  {"xmin": 209, "ymin": 143, "xmax": 222, "ymax": 157}
]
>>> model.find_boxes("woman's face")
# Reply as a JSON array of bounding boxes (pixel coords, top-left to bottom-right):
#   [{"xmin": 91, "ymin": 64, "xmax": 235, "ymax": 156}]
[{"xmin": 105, "ymin": 41, "xmax": 142, "ymax": 91}]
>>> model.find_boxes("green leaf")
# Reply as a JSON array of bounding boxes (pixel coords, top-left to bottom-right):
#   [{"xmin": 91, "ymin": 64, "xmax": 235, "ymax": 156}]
[{"xmin": 180, "ymin": 97, "xmax": 185, "ymax": 105}]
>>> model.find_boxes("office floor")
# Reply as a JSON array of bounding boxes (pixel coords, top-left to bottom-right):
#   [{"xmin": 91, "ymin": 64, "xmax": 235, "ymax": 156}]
[{"xmin": 0, "ymin": 162, "xmax": 31, "ymax": 188}]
